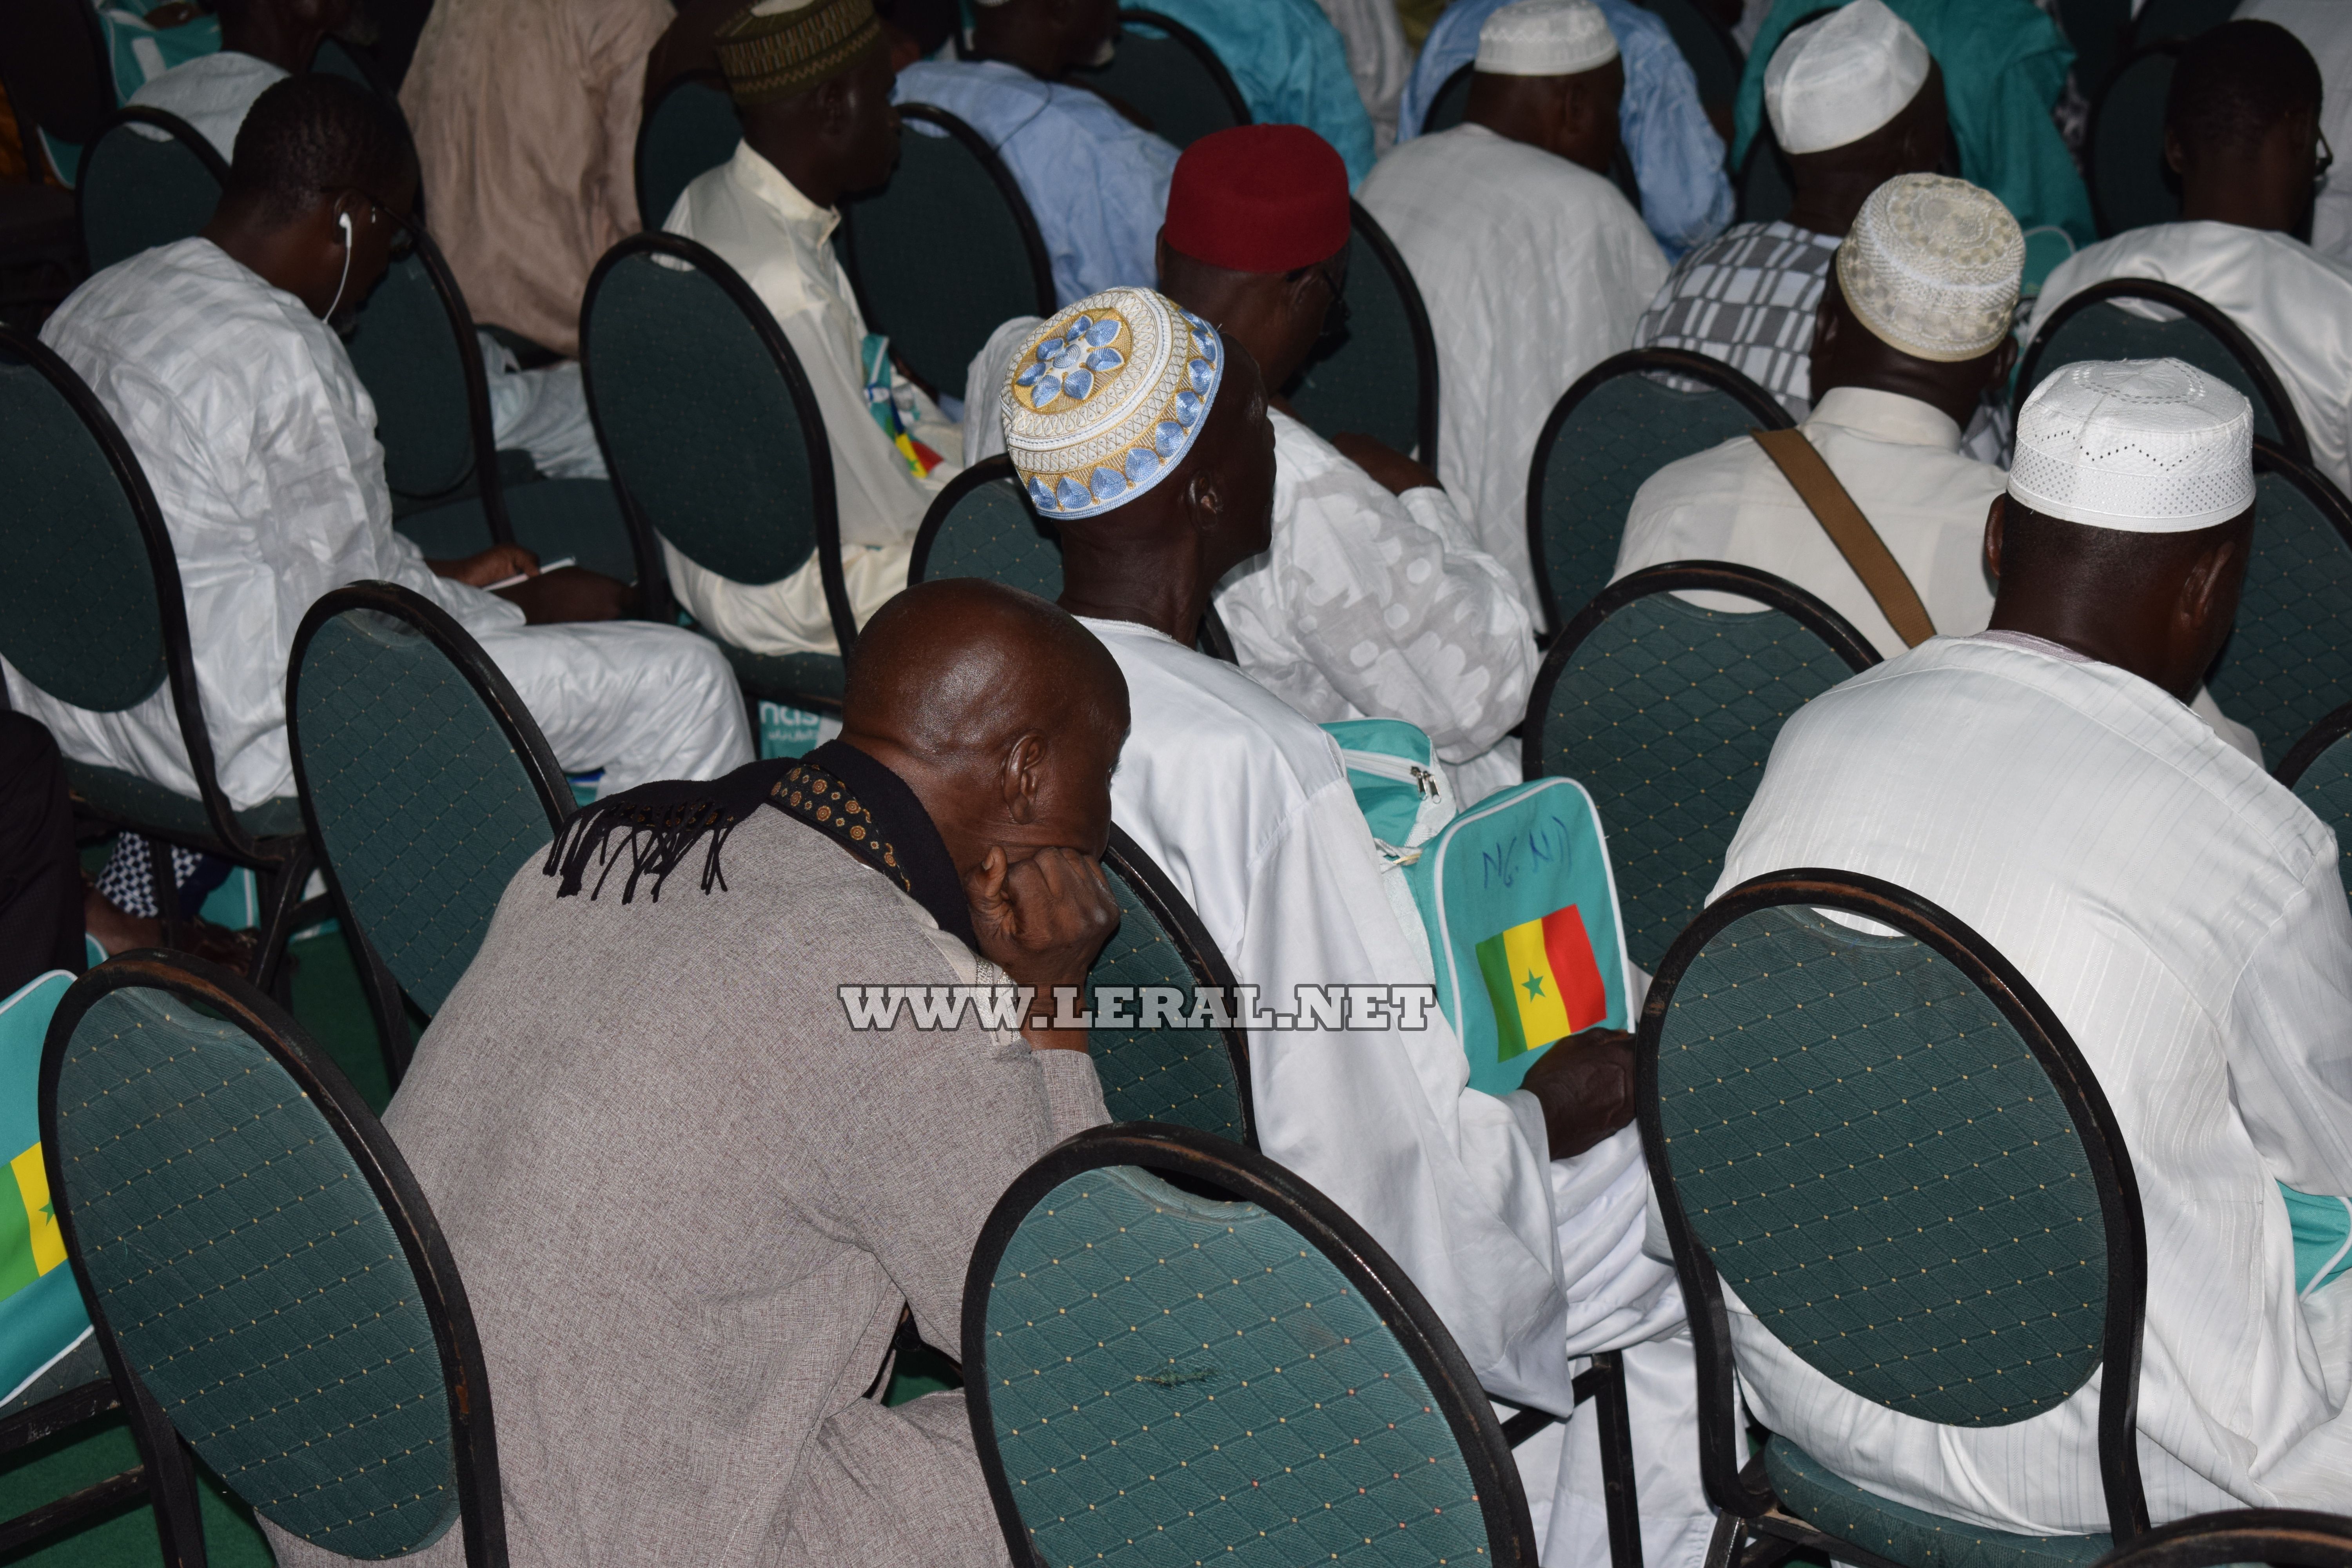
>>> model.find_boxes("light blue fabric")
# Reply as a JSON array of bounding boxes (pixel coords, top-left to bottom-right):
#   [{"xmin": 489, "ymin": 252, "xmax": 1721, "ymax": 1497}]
[
  {"xmin": 1393, "ymin": 0, "xmax": 1733, "ymax": 260},
  {"xmin": 38, "ymin": 5, "xmax": 223, "ymax": 185},
  {"xmin": 2282, "ymin": 1183, "xmax": 2352, "ymax": 1296},
  {"xmin": 895, "ymin": 59, "xmax": 1182, "ymax": 307},
  {"xmin": 1126, "ymin": 0, "xmax": 1377, "ymax": 185}
]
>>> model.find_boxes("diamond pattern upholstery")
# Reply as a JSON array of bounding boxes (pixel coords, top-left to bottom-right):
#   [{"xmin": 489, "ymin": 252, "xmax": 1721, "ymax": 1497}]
[
  {"xmin": 1531, "ymin": 371, "xmax": 1773, "ymax": 631},
  {"xmin": 918, "ymin": 466, "xmax": 1066, "ymax": 599},
  {"xmin": 344, "ymin": 250, "xmax": 477, "ymax": 505},
  {"xmin": 2287, "ymin": 730, "xmax": 2352, "ymax": 899},
  {"xmin": 54, "ymin": 986, "xmax": 460, "ymax": 1556},
  {"xmin": 77, "ymin": 118, "xmax": 221, "ymax": 273},
  {"xmin": 1655, "ymin": 903, "xmax": 2109, "ymax": 1427},
  {"xmin": 2203, "ymin": 467, "xmax": 2352, "ymax": 768},
  {"xmin": 1287, "ymin": 211, "xmax": 1434, "ymax": 463},
  {"xmin": 65, "ymin": 760, "xmax": 303, "ymax": 842},
  {"xmin": 1086, "ymin": 860, "xmax": 1248, "ymax": 1144},
  {"xmin": 635, "ymin": 73, "xmax": 737, "ymax": 242},
  {"xmin": 1531, "ymin": 592, "xmax": 1865, "ymax": 972},
  {"xmin": 1765, "ymin": 1436, "xmax": 2110, "ymax": 1568},
  {"xmin": 979, "ymin": 1165, "xmax": 1493, "ymax": 1567},
  {"xmin": 2025, "ymin": 299, "xmax": 2287, "ymax": 451},
  {"xmin": 294, "ymin": 607, "xmax": 559, "ymax": 1014}
]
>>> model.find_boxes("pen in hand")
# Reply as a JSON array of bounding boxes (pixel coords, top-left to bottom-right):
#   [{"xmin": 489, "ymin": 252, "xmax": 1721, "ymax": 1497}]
[{"xmin": 486, "ymin": 556, "xmax": 574, "ymax": 591}]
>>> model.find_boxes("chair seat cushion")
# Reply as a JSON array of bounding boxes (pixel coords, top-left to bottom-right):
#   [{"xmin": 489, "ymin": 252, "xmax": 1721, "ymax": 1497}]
[
  {"xmin": 67, "ymin": 759, "xmax": 305, "ymax": 845},
  {"xmin": 1766, "ymin": 1435, "xmax": 2111, "ymax": 1568},
  {"xmin": 699, "ymin": 629, "xmax": 845, "ymax": 713}
]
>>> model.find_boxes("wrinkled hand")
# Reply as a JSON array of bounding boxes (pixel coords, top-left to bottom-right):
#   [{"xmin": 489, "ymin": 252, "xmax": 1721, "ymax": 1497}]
[
  {"xmin": 965, "ymin": 845, "xmax": 1121, "ymax": 1051},
  {"xmin": 495, "ymin": 567, "xmax": 639, "ymax": 624},
  {"xmin": 1520, "ymin": 1027, "xmax": 1637, "ymax": 1159},
  {"xmin": 430, "ymin": 543, "xmax": 539, "ymax": 588},
  {"xmin": 1330, "ymin": 432, "xmax": 1441, "ymax": 498}
]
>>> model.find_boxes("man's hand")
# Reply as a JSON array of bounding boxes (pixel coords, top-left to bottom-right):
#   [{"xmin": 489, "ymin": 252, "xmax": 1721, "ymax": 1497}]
[
  {"xmin": 495, "ymin": 567, "xmax": 639, "ymax": 624},
  {"xmin": 429, "ymin": 543, "xmax": 539, "ymax": 588},
  {"xmin": 965, "ymin": 845, "xmax": 1121, "ymax": 1052},
  {"xmin": 1331, "ymin": 432, "xmax": 1441, "ymax": 497},
  {"xmin": 1519, "ymin": 1027, "xmax": 1638, "ymax": 1159}
]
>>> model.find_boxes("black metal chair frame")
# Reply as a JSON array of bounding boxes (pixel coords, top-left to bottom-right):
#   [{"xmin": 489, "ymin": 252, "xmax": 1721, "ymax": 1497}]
[
  {"xmin": 0, "ymin": 1364, "xmax": 140, "ymax": 1557},
  {"xmin": 2091, "ymin": 1508, "xmax": 2352, "ymax": 1568},
  {"xmin": 1112, "ymin": 9, "xmax": 1253, "ymax": 128},
  {"xmin": 962, "ymin": 1122, "xmax": 1542, "ymax": 1568},
  {"xmin": 2253, "ymin": 434, "xmax": 2352, "ymax": 545},
  {"xmin": 74, "ymin": 105, "xmax": 230, "ymax": 261},
  {"xmin": 1636, "ymin": 869, "xmax": 2152, "ymax": 1568},
  {"xmin": 2017, "ymin": 278, "xmax": 2311, "ymax": 469},
  {"xmin": 0, "ymin": 323, "xmax": 323, "ymax": 989},
  {"xmin": 1522, "ymin": 349, "xmax": 1796, "ymax": 638},
  {"xmin": 2275, "ymin": 699, "xmax": 2352, "ymax": 789},
  {"xmin": 631, "ymin": 67, "xmax": 732, "ymax": 243},
  {"xmin": 579, "ymin": 230, "xmax": 857, "ymax": 654},
  {"xmin": 40, "ymin": 950, "xmax": 510, "ymax": 1566},
  {"xmin": 1101, "ymin": 822, "xmax": 1257, "ymax": 1148},
  {"xmin": 285, "ymin": 580, "xmax": 573, "ymax": 1086}
]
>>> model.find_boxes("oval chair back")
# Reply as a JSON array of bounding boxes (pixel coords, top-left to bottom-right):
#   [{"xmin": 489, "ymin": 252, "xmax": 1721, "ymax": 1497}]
[
  {"xmin": 287, "ymin": 582, "xmax": 573, "ymax": 1082},
  {"xmin": 76, "ymin": 108, "xmax": 227, "ymax": 273},
  {"xmin": 634, "ymin": 70, "xmax": 738, "ymax": 237},
  {"xmin": 2085, "ymin": 46, "xmax": 2179, "ymax": 236},
  {"xmin": 0, "ymin": 325, "xmax": 314, "ymax": 979},
  {"xmin": 1639, "ymin": 870, "xmax": 2151, "ymax": 1568},
  {"xmin": 1070, "ymin": 9, "xmax": 1250, "ymax": 149},
  {"xmin": 2201, "ymin": 441, "xmax": 2352, "ymax": 768},
  {"xmin": 0, "ymin": 0, "xmax": 115, "ymax": 154},
  {"xmin": 838, "ymin": 104, "xmax": 1056, "ymax": 399},
  {"xmin": 344, "ymin": 218, "xmax": 503, "ymax": 525},
  {"xmin": 2090, "ymin": 1509, "xmax": 2352, "ymax": 1568},
  {"xmin": 42, "ymin": 952, "xmax": 506, "ymax": 1565},
  {"xmin": 2274, "ymin": 701, "xmax": 2352, "ymax": 901},
  {"xmin": 1283, "ymin": 199, "xmax": 1442, "ymax": 466},
  {"xmin": 964, "ymin": 1122, "xmax": 1538, "ymax": 1568},
  {"xmin": 581, "ymin": 231, "xmax": 854, "ymax": 708},
  {"xmin": 2016, "ymin": 279, "xmax": 2308, "ymax": 466},
  {"xmin": 1524, "ymin": 350, "xmax": 1795, "ymax": 638},
  {"xmin": 1525, "ymin": 562, "xmax": 1878, "ymax": 974},
  {"xmin": 1089, "ymin": 826, "xmax": 1254, "ymax": 1145}
]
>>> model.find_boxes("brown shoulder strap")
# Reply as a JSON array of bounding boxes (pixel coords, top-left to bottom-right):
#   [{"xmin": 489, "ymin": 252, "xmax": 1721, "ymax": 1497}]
[{"xmin": 1748, "ymin": 427, "xmax": 1936, "ymax": 648}]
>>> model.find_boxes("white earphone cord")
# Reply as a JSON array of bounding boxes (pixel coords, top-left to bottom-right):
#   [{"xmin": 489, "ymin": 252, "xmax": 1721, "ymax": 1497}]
[{"xmin": 325, "ymin": 210, "xmax": 355, "ymax": 318}]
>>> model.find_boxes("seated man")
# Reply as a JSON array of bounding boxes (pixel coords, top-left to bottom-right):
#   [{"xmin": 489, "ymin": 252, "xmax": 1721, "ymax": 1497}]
[
  {"xmin": 1635, "ymin": 0, "xmax": 1948, "ymax": 425},
  {"xmin": 1120, "ymin": 0, "xmax": 1377, "ymax": 182},
  {"xmin": 1359, "ymin": 0, "xmax": 1668, "ymax": 606},
  {"xmin": 664, "ymin": 0, "xmax": 960, "ymax": 656},
  {"xmin": 1713, "ymin": 356, "xmax": 2352, "ymax": 1525},
  {"xmin": 999, "ymin": 283, "xmax": 1705, "ymax": 1567},
  {"xmin": 1396, "ymin": 0, "xmax": 1734, "ymax": 261},
  {"xmin": 13, "ymin": 78, "xmax": 750, "ymax": 920},
  {"xmin": 895, "ymin": 0, "xmax": 1181, "ymax": 305},
  {"xmin": 2237, "ymin": 0, "xmax": 2352, "ymax": 265},
  {"xmin": 2027, "ymin": 22, "xmax": 2352, "ymax": 499},
  {"xmin": 263, "ymin": 578, "xmax": 1127, "ymax": 1568}
]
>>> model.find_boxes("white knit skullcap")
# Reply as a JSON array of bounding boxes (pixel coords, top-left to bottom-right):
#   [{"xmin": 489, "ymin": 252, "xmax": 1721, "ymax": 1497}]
[
  {"xmin": 1835, "ymin": 174, "xmax": 2022, "ymax": 362},
  {"xmin": 999, "ymin": 287, "xmax": 1225, "ymax": 520},
  {"xmin": 1475, "ymin": 0, "xmax": 1619, "ymax": 77},
  {"xmin": 1764, "ymin": 0, "xmax": 1931, "ymax": 155},
  {"xmin": 2007, "ymin": 359, "xmax": 2255, "ymax": 533}
]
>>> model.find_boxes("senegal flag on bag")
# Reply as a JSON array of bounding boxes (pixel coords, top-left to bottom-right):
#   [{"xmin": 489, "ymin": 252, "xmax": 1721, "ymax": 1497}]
[
  {"xmin": 0, "ymin": 972, "xmax": 91, "ymax": 1405},
  {"xmin": 1475, "ymin": 905, "xmax": 1610, "ymax": 1061}
]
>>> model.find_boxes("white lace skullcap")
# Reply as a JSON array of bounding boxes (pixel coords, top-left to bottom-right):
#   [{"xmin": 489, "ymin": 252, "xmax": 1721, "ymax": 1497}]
[
  {"xmin": 999, "ymin": 287, "xmax": 1224, "ymax": 521},
  {"xmin": 2007, "ymin": 359, "xmax": 2255, "ymax": 533},
  {"xmin": 1475, "ymin": 0, "xmax": 1618, "ymax": 77},
  {"xmin": 1764, "ymin": 0, "xmax": 1930, "ymax": 154},
  {"xmin": 1834, "ymin": 174, "xmax": 2022, "ymax": 362}
]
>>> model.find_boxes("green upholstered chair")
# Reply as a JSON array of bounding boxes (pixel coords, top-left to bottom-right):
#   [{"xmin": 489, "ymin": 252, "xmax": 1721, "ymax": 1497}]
[
  {"xmin": 288, "ymin": 581, "xmax": 573, "ymax": 1083},
  {"xmin": 964, "ymin": 1122, "xmax": 1540, "ymax": 1568},
  {"xmin": 1283, "ymin": 200, "xmax": 1442, "ymax": 466},
  {"xmin": 42, "ymin": 951, "xmax": 506, "ymax": 1565},
  {"xmin": 1086, "ymin": 827, "xmax": 1254, "ymax": 1146},
  {"xmin": 1524, "ymin": 349, "xmax": 1794, "ymax": 637},
  {"xmin": 581, "ymin": 231, "xmax": 859, "ymax": 713},
  {"xmin": 1422, "ymin": 64, "xmax": 1642, "ymax": 207},
  {"xmin": 2086, "ymin": 47, "xmax": 2179, "ymax": 238},
  {"xmin": 2091, "ymin": 1509, "xmax": 2352, "ymax": 1568},
  {"xmin": 1638, "ymin": 869, "xmax": 2152, "ymax": 1568},
  {"xmin": 2200, "ymin": 442, "xmax": 2352, "ymax": 768},
  {"xmin": 634, "ymin": 69, "xmax": 737, "ymax": 234},
  {"xmin": 75, "ymin": 107, "xmax": 226, "ymax": 273},
  {"xmin": 350, "ymin": 218, "xmax": 641, "ymax": 583},
  {"xmin": 837, "ymin": 104, "xmax": 1056, "ymax": 399},
  {"xmin": 2017, "ymin": 279, "xmax": 2307, "ymax": 465},
  {"xmin": 0, "ymin": 324, "xmax": 319, "ymax": 987},
  {"xmin": 1524, "ymin": 561, "xmax": 1878, "ymax": 974},
  {"xmin": 2276, "ymin": 702, "xmax": 2352, "ymax": 901},
  {"xmin": 1070, "ymin": 9, "xmax": 1250, "ymax": 149}
]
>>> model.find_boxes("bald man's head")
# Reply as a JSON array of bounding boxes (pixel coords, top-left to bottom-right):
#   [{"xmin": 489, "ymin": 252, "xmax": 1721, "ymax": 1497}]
[{"xmin": 840, "ymin": 579, "xmax": 1129, "ymax": 875}]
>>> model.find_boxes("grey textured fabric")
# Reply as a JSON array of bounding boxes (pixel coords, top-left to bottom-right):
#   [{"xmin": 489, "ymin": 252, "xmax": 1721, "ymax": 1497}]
[{"xmin": 261, "ymin": 804, "xmax": 1107, "ymax": 1568}]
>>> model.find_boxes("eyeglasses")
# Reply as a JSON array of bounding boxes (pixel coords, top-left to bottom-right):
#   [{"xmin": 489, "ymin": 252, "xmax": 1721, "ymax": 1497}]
[
  {"xmin": 2318, "ymin": 125, "xmax": 2335, "ymax": 188},
  {"xmin": 359, "ymin": 193, "xmax": 415, "ymax": 261},
  {"xmin": 1301, "ymin": 258, "xmax": 1351, "ymax": 342}
]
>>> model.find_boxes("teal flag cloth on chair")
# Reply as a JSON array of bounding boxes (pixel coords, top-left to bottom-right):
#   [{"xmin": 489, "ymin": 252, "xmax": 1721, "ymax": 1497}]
[
  {"xmin": 0, "ymin": 971, "xmax": 90, "ymax": 1405},
  {"xmin": 2282, "ymin": 1184, "xmax": 2352, "ymax": 1295}
]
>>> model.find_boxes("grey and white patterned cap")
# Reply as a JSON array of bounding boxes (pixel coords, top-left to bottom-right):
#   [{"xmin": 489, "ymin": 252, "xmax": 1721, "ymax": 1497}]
[
  {"xmin": 1764, "ymin": 0, "xmax": 1929, "ymax": 154},
  {"xmin": 2008, "ymin": 358, "xmax": 2255, "ymax": 533},
  {"xmin": 1835, "ymin": 174, "xmax": 2023, "ymax": 363}
]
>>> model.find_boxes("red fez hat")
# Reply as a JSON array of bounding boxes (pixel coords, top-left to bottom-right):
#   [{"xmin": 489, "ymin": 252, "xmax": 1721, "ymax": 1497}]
[{"xmin": 1163, "ymin": 124, "xmax": 1351, "ymax": 274}]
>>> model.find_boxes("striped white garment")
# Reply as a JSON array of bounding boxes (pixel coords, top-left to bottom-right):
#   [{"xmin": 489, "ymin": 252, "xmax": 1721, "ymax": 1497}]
[{"xmin": 1712, "ymin": 632, "xmax": 2352, "ymax": 1529}]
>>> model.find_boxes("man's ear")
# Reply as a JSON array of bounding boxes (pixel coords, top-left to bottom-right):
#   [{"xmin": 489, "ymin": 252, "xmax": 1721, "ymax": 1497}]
[
  {"xmin": 2179, "ymin": 528, "xmax": 2244, "ymax": 630},
  {"xmin": 2163, "ymin": 126, "xmax": 2187, "ymax": 178},
  {"xmin": 1185, "ymin": 462, "xmax": 1226, "ymax": 534},
  {"xmin": 818, "ymin": 73, "xmax": 855, "ymax": 137},
  {"xmin": 1001, "ymin": 731, "xmax": 1047, "ymax": 824},
  {"xmin": 1983, "ymin": 492, "xmax": 2007, "ymax": 583}
]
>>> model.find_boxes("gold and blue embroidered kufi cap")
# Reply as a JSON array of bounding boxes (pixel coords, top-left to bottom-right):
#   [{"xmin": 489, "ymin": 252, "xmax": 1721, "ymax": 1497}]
[{"xmin": 998, "ymin": 287, "xmax": 1224, "ymax": 520}]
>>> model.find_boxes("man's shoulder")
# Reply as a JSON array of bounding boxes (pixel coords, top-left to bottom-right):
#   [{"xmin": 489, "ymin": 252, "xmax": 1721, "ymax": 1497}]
[
  {"xmin": 42, "ymin": 241, "xmax": 305, "ymax": 392},
  {"xmin": 1082, "ymin": 617, "xmax": 1346, "ymax": 795},
  {"xmin": 1628, "ymin": 427, "xmax": 1758, "ymax": 514}
]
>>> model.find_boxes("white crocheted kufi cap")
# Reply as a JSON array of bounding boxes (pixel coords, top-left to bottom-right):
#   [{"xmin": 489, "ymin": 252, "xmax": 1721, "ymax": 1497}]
[
  {"xmin": 999, "ymin": 287, "xmax": 1225, "ymax": 521},
  {"xmin": 1835, "ymin": 174, "xmax": 2022, "ymax": 362},
  {"xmin": 1764, "ymin": 0, "xmax": 1930, "ymax": 154},
  {"xmin": 2007, "ymin": 359, "xmax": 2255, "ymax": 534},
  {"xmin": 1475, "ymin": 0, "xmax": 1618, "ymax": 76}
]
